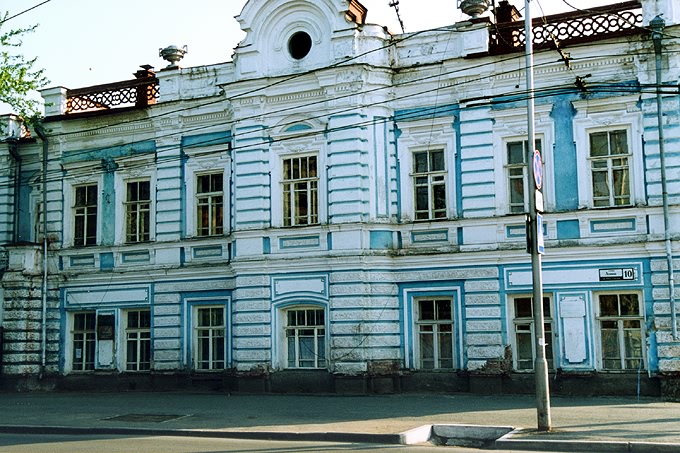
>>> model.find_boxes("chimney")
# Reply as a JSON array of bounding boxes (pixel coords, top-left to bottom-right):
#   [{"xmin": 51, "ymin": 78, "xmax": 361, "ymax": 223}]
[
  {"xmin": 495, "ymin": 0, "xmax": 521, "ymax": 23},
  {"xmin": 346, "ymin": 0, "xmax": 367, "ymax": 25}
]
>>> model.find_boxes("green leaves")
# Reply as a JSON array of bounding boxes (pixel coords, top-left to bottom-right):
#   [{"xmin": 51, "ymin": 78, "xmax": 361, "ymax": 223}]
[{"xmin": 0, "ymin": 11, "xmax": 49, "ymax": 121}]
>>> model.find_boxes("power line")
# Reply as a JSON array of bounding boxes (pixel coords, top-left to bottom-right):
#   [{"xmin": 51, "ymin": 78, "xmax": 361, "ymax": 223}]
[{"xmin": 0, "ymin": 0, "xmax": 52, "ymax": 24}]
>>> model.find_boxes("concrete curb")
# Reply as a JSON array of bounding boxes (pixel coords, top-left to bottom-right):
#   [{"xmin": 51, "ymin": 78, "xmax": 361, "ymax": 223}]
[
  {"xmin": 2, "ymin": 424, "xmax": 680, "ymax": 452},
  {"xmin": 0, "ymin": 425, "xmax": 400, "ymax": 445},
  {"xmin": 495, "ymin": 428, "xmax": 680, "ymax": 453}
]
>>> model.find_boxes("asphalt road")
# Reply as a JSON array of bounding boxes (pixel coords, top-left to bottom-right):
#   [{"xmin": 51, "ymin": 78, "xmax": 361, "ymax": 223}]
[{"xmin": 0, "ymin": 433, "xmax": 551, "ymax": 453}]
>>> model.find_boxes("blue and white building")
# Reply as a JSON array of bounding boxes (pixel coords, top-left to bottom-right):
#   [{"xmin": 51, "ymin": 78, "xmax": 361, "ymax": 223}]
[{"xmin": 1, "ymin": 0, "xmax": 680, "ymax": 396}]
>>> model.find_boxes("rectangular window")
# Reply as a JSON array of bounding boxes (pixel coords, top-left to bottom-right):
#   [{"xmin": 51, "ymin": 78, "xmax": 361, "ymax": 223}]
[
  {"xmin": 598, "ymin": 293, "xmax": 644, "ymax": 370},
  {"xmin": 512, "ymin": 296, "xmax": 554, "ymax": 371},
  {"xmin": 413, "ymin": 150, "xmax": 447, "ymax": 220},
  {"xmin": 285, "ymin": 308, "xmax": 325, "ymax": 368},
  {"xmin": 589, "ymin": 130, "xmax": 630, "ymax": 207},
  {"xmin": 126, "ymin": 310, "xmax": 151, "ymax": 371},
  {"xmin": 74, "ymin": 184, "xmax": 98, "ymax": 246},
  {"xmin": 72, "ymin": 312, "xmax": 96, "ymax": 371},
  {"xmin": 416, "ymin": 298, "xmax": 455, "ymax": 369},
  {"xmin": 125, "ymin": 180, "xmax": 151, "ymax": 243},
  {"xmin": 506, "ymin": 140, "xmax": 541, "ymax": 214},
  {"xmin": 196, "ymin": 173, "xmax": 224, "ymax": 236},
  {"xmin": 283, "ymin": 156, "xmax": 318, "ymax": 226},
  {"xmin": 195, "ymin": 306, "xmax": 225, "ymax": 370}
]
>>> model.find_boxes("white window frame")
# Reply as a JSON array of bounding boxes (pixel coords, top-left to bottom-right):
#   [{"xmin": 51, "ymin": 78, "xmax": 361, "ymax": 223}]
[
  {"xmin": 412, "ymin": 149, "xmax": 448, "ymax": 221},
  {"xmin": 508, "ymin": 294, "xmax": 555, "ymax": 372},
  {"xmin": 63, "ymin": 173, "xmax": 103, "ymax": 247},
  {"xmin": 588, "ymin": 129, "xmax": 632, "ymax": 208},
  {"xmin": 69, "ymin": 311, "xmax": 96, "ymax": 372},
  {"xmin": 195, "ymin": 172, "xmax": 225, "ymax": 237},
  {"xmin": 113, "ymin": 163, "xmax": 156, "ymax": 245},
  {"xmin": 124, "ymin": 179, "xmax": 152, "ymax": 243},
  {"xmin": 282, "ymin": 306, "xmax": 327, "ymax": 369},
  {"xmin": 72, "ymin": 183, "xmax": 99, "ymax": 247},
  {"xmin": 594, "ymin": 292, "xmax": 645, "ymax": 371},
  {"xmin": 193, "ymin": 305, "xmax": 226, "ymax": 371},
  {"xmin": 402, "ymin": 287, "xmax": 462, "ymax": 370},
  {"xmin": 504, "ymin": 139, "xmax": 543, "ymax": 215},
  {"xmin": 414, "ymin": 297, "xmax": 456, "ymax": 370},
  {"xmin": 573, "ymin": 100, "xmax": 643, "ymax": 209},
  {"xmin": 281, "ymin": 154, "xmax": 319, "ymax": 227},
  {"xmin": 124, "ymin": 309, "xmax": 151, "ymax": 372},
  {"xmin": 183, "ymin": 147, "xmax": 230, "ymax": 239},
  {"xmin": 395, "ymin": 119, "xmax": 456, "ymax": 222},
  {"xmin": 491, "ymin": 105, "xmax": 554, "ymax": 216}
]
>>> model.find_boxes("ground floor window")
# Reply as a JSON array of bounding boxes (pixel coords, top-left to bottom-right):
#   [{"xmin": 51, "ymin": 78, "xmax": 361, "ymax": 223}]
[
  {"xmin": 194, "ymin": 306, "xmax": 226, "ymax": 370},
  {"xmin": 511, "ymin": 296, "xmax": 554, "ymax": 371},
  {"xmin": 285, "ymin": 308, "xmax": 326, "ymax": 368},
  {"xmin": 415, "ymin": 297, "xmax": 455, "ymax": 369},
  {"xmin": 597, "ymin": 293, "xmax": 644, "ymax": 371},
  {"xmin": 125, "ymin": 310, "xmax": 151, "ymax": 371},
  {"xmin": 72, "ymin": 312, "xmax": 96, "ymax": 371}
]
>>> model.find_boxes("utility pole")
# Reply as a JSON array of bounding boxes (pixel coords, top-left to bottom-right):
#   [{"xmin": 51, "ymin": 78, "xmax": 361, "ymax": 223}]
[{"xmin": 524, "ymin": 0, "xmax": 551, "ymax": 432}]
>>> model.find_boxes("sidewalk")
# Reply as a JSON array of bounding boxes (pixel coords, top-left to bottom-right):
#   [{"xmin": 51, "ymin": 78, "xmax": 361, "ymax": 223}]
[{"xmin": 0, "ymin": 391, "xmax": 679, "ymax": 451}]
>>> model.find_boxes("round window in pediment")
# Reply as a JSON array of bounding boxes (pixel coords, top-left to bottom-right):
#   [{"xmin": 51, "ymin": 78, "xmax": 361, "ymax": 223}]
[{"xmin": 288, "ymin": 31, "xmax": 312, "ymax": 60}]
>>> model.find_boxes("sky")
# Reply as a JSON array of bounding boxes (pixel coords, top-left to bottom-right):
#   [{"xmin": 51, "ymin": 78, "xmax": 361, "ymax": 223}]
[{"xmin": 2, "ymin": 0, "xmax": 614, "ymax": 115}]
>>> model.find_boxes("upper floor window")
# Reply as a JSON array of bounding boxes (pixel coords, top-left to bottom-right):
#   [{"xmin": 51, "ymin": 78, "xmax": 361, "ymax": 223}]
[
  {"xmin": 511, "ymin": 295, "xmax": 554, "ymax": 371},
  {"xmin": 413, "ymin": 149, "xmax": 446, "ymax": 220},
  {"xmin": 283, "ymin": 155, "xmax": 318, "ymax": 226},
  {"xmin": 506, "ymin": 140, "xmax": 541, "ymax": 214},
  {"xmin": 415, "ymin": 297, "xmax": 455, "ymax": 369},
  {"xmin": 597, "ymin": 293, "xmax": 644, "ymax": 371},
  {"xmin": 196, "ymin": 173, "xmax": 224, "ymax": 236},
  {"xmin": 74, "ymin": 184, "xmax": 98, "ymax": 246},
  {"xmin": 125, "ymin": 180, "xmax": 151, "ymax": 243},
  {"xmin": 589, "ymin": 130, "xmax": 631, "ymax": 208}
]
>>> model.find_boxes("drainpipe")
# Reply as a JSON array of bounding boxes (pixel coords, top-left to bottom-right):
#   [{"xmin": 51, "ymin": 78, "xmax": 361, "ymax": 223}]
[
  {"xmin": 6, "ymin": 137, "xmax": 21, "ymax": 243},
  {"xmin": 33, "ymin": 123, "xmax": 49, "ymax": 374},
  {"xmin": 650, "ymin": 16, "xmax": 677, "ymax": 339}
]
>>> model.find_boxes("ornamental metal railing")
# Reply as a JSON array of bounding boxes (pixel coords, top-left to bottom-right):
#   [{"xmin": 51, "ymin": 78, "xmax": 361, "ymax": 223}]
[
  {"xmin": 489, "ymin": 1, "xmax": 643, "ymax": 54},
  {"xmin": 65, "ymin": 74, "xmax": 159, "ymax": 114}
]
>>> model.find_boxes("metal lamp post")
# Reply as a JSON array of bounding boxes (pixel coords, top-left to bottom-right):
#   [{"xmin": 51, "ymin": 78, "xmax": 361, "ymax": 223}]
[
  {"xmin": 457, "ymin": 0, "xmax": 551, "ymax": 431},
  {"xmin": 523, "ymin": 0, "xmax": 552, "ymax": 432}
]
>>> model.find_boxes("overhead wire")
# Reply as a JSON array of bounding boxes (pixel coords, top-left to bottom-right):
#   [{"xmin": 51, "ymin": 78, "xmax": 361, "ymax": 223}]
[
  {"xmin": 0, "ymin": 0, "xmax": 52, "ymax": 24},
  {"xmin": 14, "ymin": 59, "xmax": 678, "ymax": 188},
  {"xmin": 8, "ymin": 12, "xmax": 677, "ymax": 187}
]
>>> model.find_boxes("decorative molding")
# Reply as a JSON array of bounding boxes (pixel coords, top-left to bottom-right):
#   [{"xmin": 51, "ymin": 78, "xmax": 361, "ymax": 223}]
[{"xmin": 271, "ymin": 274, "xmax": 328, "ymax": 302}]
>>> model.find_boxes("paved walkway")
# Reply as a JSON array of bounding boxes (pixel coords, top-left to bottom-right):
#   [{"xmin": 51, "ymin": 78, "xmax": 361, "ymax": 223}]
[{"xmin": 0, "ymin": 392, "xmax": 679, "ymax": 451}]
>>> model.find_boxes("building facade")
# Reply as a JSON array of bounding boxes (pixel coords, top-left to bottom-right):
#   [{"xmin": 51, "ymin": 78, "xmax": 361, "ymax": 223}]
[{"xmin": 1, "ymin": 0, "xmax": 680, "ymax": 396}]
